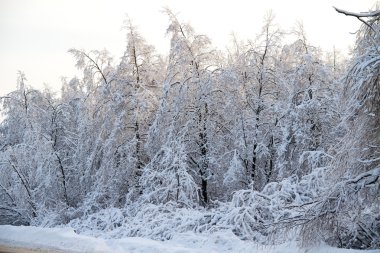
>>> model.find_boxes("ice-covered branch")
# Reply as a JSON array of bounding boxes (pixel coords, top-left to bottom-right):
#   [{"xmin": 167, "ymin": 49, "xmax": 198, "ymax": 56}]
[
  {"xmin": 334, "ymin": 7, "xmax": 380, "ymax": 33},
  {"xmin": 334, "ymin": 7, "xmax": 380, "ymax": 18}
]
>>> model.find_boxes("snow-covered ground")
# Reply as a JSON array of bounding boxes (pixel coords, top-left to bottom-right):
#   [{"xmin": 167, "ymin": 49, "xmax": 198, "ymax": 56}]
[{"xmin": 0, "ymin": 225, "xmax": 377, "ymax": 253}]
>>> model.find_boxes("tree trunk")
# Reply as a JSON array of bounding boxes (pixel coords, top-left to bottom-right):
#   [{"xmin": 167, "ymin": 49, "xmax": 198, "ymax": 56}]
[{"xmin": 199, "ymin": 103, "xmax": 209, "ymax": 205}]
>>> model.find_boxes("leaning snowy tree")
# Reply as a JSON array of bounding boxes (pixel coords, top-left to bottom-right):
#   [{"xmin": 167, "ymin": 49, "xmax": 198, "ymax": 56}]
[
  {"xmin": 67, "ymin": 21, "xmax": 163, "ymax": 212},
  {"xmin": 225, "ymin": 12, "xmax": 284, "ymax": 191},
  {"xmin": 111, "ymin": 19, "xmax": 163, "ymax": 202},
  {"xmin": 300, "ymin": 7, "xmax": 380, "ymax": 249},
  {"xmin": 0, "ymin": 73, "xmax": 77, "ymax": 225},
  {"xmin": 146, "ymin": 9, "xmax": 220, "ymax": 206},
  {"xmin": 275, "ymin": 23, "xmax": 338, "ymax": 181}
]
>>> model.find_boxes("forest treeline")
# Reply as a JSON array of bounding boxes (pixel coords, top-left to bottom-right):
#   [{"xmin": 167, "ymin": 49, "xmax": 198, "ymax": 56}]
[{"xmin": 0, "ymin": 8, "xmax": 379, "ymax": 249}]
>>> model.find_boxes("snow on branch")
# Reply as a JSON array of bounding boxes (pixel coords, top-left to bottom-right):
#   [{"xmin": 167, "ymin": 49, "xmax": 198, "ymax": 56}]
[
  {"xmin": 347, "ymin": 167, "xmax": 380, "ymax": 186},
  {"xmin": 334, "ymin": 7, "xmax": 380, "ymax": 18},
  {"xmin": 334, "ymin": 7, "xmax": 380, "ymax": 33}
]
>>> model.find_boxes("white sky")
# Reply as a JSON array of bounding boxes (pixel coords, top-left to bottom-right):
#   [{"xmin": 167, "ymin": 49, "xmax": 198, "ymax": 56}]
[{"xmin": 0, "ymin": 0, "xmax": 377, "ymax": 96}]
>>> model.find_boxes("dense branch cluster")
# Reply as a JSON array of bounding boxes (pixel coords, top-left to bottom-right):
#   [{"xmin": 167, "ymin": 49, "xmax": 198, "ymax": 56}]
[{"xmin": 0, "ymin": 7, "xmax": 379, "ymax": 249}]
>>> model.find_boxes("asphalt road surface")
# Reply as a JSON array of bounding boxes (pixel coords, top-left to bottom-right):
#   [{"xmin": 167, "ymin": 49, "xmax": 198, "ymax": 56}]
[{"xmin": 0, "ymin": 245, "xmax": 63, "ymax": 253}]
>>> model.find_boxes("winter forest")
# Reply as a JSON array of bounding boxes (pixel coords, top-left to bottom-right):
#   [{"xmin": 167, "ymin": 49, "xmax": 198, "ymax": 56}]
[{"xmin": 0, "ymin": 6, "xmax": 379, "ymax": 250}]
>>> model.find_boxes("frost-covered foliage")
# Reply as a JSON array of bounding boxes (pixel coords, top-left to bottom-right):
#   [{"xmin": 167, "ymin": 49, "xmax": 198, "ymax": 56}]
[{"xmin": 0, "ymin": 7, "xmax": 379, "ymax": 250}]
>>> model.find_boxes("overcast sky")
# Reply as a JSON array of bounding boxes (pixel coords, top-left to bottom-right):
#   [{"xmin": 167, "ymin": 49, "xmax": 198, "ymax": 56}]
[{"xmin": 0, "ymin": 0, "xmax": 377, "ymax": 96}]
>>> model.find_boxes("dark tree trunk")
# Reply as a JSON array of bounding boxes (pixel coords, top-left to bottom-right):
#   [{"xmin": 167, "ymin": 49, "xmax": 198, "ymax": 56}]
[{"xmin": 199, "ymin": 103, "xmax": 209, "ymax": 205}]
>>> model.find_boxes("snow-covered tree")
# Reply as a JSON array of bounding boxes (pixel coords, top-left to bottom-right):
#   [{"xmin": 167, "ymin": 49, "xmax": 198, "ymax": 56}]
[{"xmin": 299, "ymin": 7, "xmax": 380, "ymax": 249}]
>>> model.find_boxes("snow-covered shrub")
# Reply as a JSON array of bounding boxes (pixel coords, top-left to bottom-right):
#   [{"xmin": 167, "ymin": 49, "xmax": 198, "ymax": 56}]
[
  {"xmin": 300, "ymin": 168, "xmax": 380, "ymax": 249},
  {"xmin": 217, "ymin": 167, "xmax": 329, "ymax": 243},
  {"xmin": 68, "ymin": 207, "xmax": 125, "ymax": 237},
  {"xmin": 67, "ymin": 202, "xmax": 216, "ymax": 240},
  {"xmin": 140, "ymin": 129, "xmax": 199, "ymax": 207}
]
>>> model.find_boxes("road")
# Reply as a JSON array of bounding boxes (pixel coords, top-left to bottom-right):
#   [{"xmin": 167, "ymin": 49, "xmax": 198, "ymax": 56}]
[{"xmin": 0, "ymin": 245, "xmax": 63, "ymax": 253}]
